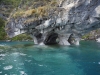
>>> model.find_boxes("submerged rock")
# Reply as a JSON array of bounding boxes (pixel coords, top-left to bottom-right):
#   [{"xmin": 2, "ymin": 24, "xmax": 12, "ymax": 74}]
[{"xmin": 5, "ymin": 0, "xmax": 100, "ymax": 45}]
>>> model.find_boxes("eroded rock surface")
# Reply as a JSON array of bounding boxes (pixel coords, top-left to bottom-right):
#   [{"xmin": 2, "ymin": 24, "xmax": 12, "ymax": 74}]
[{"xmin": 6, "ymin": 0, "xmax": 100, "ymax": 45}]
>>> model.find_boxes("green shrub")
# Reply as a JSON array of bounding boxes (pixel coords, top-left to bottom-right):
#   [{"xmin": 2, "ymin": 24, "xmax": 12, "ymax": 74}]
[
  {"xmin": 11, "ymin": 34, "xmax": 32, "ymax": 41},
  {"xmin": 82, "ymin": 34, "xmax": 91, "ymax": 40},
  {"xmin": 1, "ymin": 0, "xmax": 21, "ymax": 7},
  {"xmin": 0, "ymin": 18, "xmax": 7, "ymax": 40}
]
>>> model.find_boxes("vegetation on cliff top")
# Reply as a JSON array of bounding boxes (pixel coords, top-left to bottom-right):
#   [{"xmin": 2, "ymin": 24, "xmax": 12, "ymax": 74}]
[
  {"xmin": 0, "ymin": 0, "xmax": 33, "ymax": 41},
  {"xmin": 0, "ymin": 0, "xmax": 21, "ymax": 7},
  {"xmin": 12, "ymin": 0, "xmax": 58, "ymax": 20}
]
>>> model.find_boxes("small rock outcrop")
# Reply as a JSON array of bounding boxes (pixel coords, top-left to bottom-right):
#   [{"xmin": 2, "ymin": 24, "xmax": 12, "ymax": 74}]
[{"xmin": 6, "ymin": 0, "xmax": 100, "ymax": 45}]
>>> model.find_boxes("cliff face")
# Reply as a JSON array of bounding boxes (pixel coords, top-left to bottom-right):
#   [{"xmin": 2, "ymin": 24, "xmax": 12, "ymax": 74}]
[
  {"xmin": 0, "ymin": 0, "xmax": 33, "ymax": 41},
  {"xmin": 6, "ymin": 0, "xmax": 100, "ymax": 45},
  {"xmin": 0, "ymin": 0, "xmax": 21, "ymax": 20}
]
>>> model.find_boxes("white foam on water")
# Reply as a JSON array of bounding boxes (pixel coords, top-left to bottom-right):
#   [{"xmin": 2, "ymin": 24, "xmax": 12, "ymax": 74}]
[
  {"xmin": 14, "ymin": 60, "xmax": 17, "ymax": 61},
  {"xmin": 0, "ymin": 54, "xmax": 6, "ymax": 57},
  {"xmin": 74, "ymin": 38, "xmax": 80, "ymax": 45},
  {"xmin": 12, "ymin": 52, "xmax": 19, "ymax": 55},
  {"xmin": 20, "ymin": 53, "xmax": 27, "ymax": 56},
  {"xmin": 0, "ymin": 44, "xmax": 6, "ymax": 46},
  {"xmin": 96, "ymin": 38, "xmax": 100, "ymax": 42},
  {"xmin": 28, "ymin": 60, "xmax": 31, "ymax": 62},
  {"xmin": 38, "ymin": 64, "xmax": 43, "ymax": 67},
  {"xmin": 20, "ymin": 71, "xmax": 27, "ymax": 75},
  {"xmin": 98, "ymin": 62, "xmax": 100, "ymax": 64},
  {"xmin": 3, "ymin": 65, "xmax": 13, "ymax": 70},
  {"xmin": 11, "ymin": 52, "xmax": 20, "ymax": 57},
  {"xmin": 39, "ymin": 42, "xmax": 45, "ymax": 45},
  {"xmin": 75, "ymin": 40, "xmax": 80, "ymax": 45},
  {"xmin": 0, "ymin": 45, "xmax": 4, "ymax": 46},
  {"xmin": 0, "ymin": 71, "xmax": 2, "ymax": 73}
]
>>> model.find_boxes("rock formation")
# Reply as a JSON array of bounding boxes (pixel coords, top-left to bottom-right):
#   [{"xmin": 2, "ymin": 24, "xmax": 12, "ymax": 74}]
[{"xmin": 6, "ymin": 0, "xmax": 100, "ymax": 45}]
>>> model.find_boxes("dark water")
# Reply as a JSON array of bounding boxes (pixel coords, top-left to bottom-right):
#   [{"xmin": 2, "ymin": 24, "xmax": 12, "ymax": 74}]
[{"xmin": 0, "ymin": 41, "xmax": 100, "ymax": 75}]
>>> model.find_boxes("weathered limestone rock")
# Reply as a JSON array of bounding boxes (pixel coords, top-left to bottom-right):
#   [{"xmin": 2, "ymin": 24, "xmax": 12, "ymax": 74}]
[{"xmin": 6, "ymin": 0, "xmax": 100, "ymax": 45}]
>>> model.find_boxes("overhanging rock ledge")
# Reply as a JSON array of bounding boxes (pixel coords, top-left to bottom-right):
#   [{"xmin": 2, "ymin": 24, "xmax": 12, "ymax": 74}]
[{"xmin": 6, "ymin": 0, "xmax": 100, "ymax": 45}]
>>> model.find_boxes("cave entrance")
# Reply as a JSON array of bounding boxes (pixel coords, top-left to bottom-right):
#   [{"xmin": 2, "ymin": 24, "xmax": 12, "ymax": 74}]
[
  {"xmin": 68, "ymin": 34, "xmax": 75, "ymax": 45},
  {"xmin": 44, "ymin": 32, "xmax": 58, "ymax": 45}
]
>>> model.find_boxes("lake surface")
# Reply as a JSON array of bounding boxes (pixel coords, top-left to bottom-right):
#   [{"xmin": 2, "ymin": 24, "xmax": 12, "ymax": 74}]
[{"xmin": 0, "ymin": 41, "xmax": 100, "ymax": 75}]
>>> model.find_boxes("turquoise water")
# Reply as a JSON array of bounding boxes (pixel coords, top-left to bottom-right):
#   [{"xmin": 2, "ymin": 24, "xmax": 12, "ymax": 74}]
[{"xmin": 0, "ymin": 41, "xmax": 100, "ymax": 75}]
